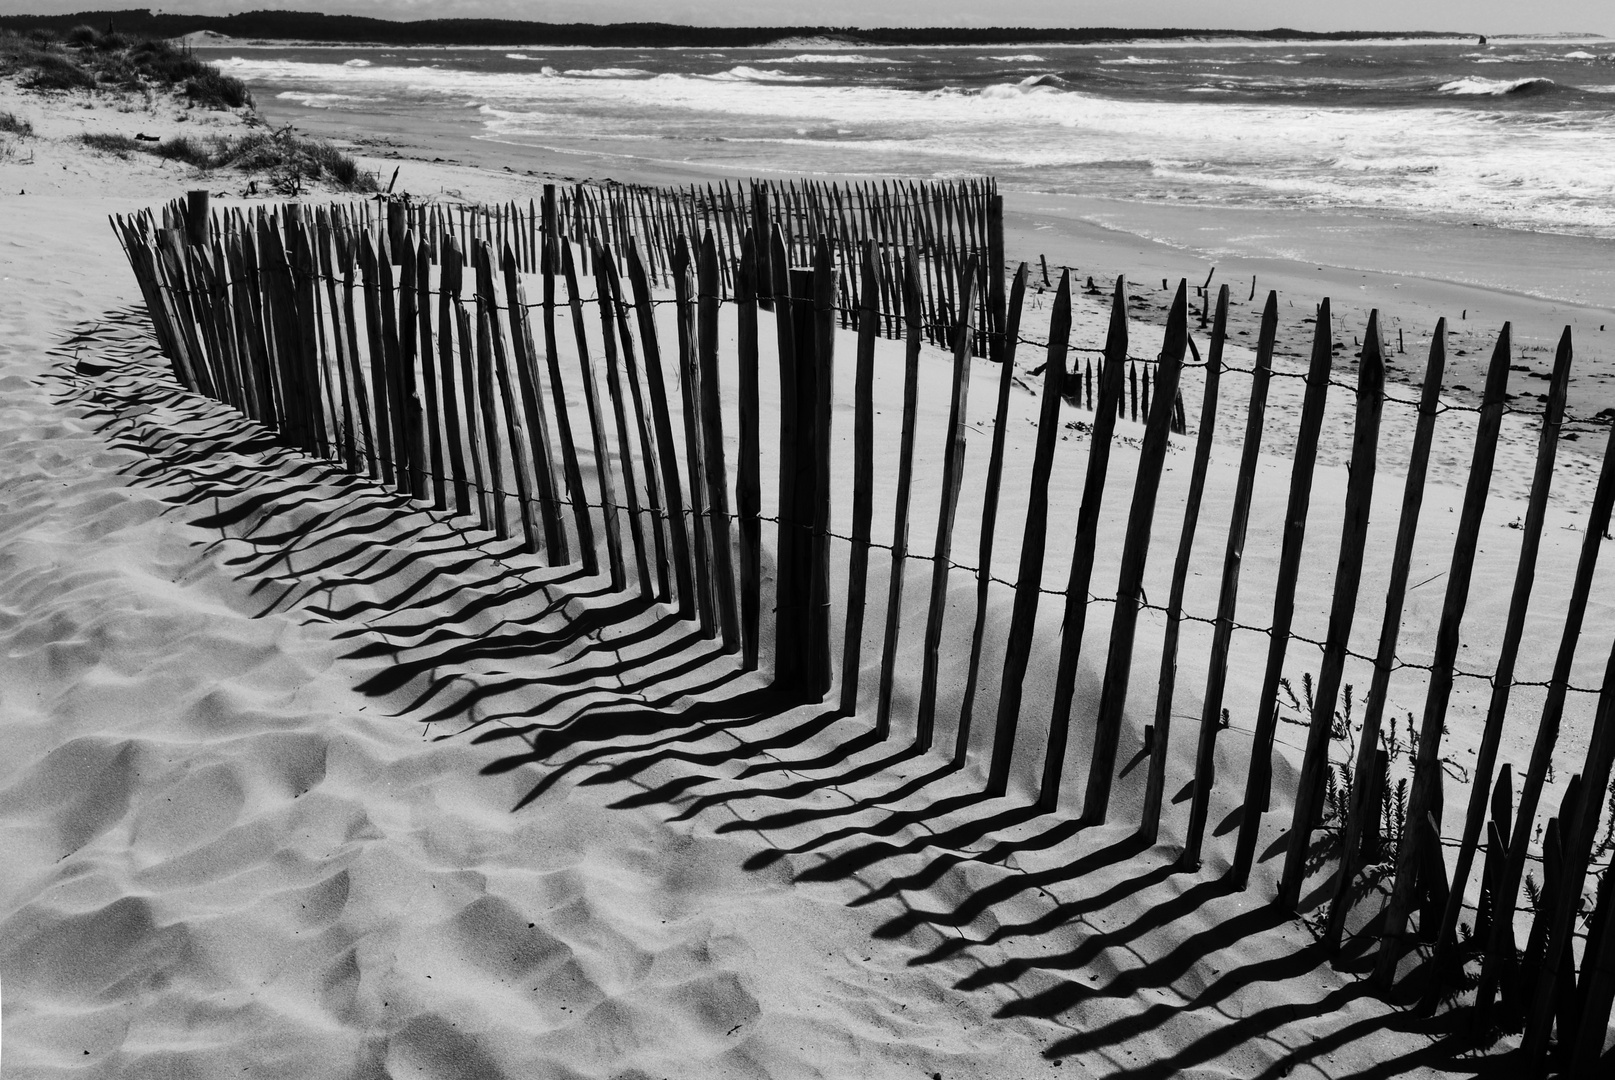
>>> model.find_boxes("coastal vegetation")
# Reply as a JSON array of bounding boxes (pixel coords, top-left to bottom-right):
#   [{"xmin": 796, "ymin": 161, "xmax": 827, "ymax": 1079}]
[
  {"xmin": 77, "ymin": 126, "xmax": 377, "ymax": 192},
  {"xmin": 5, "ymin": 25, "xmax": 376, "ymax": 193},
  {"xmin": 0, "ymin": 25, "xmax": 250, "ymax": 108},
  {"xmin": 0, "ymin": 110, "xmax": 34, "ymax": 137}
]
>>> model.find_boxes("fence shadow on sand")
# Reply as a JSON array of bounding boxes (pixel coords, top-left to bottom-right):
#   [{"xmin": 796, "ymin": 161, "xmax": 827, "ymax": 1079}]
[{"xmin": 42, "ymin": 302, "xmax": 1543, "ymax": 1079}]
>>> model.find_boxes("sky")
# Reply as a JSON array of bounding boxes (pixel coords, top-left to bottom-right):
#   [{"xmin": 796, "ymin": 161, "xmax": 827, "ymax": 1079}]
[{"xmin": 10, "ymin": 1, "xmax": 1614, "ymax": 36}]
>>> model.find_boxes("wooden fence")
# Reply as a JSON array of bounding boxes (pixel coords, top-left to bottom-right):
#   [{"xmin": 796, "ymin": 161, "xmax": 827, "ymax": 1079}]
[
  {"xmin": 339, "ymin": 176, "xmax": 1010, "ymax": 358},
  {"xmin": 112, "ymin": 186, "xmax": 1615, "ymax": 1073}
]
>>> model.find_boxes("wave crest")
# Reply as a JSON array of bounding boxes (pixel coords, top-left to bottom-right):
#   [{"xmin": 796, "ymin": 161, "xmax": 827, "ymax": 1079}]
[{"xmin": 1439, "ymin": 76, "xmax": 1557, "ymax": 97}]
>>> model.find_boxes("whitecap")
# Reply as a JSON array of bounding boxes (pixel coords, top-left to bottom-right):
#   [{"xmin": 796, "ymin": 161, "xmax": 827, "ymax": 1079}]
[
  {"xmin": 562, "ymin": 67, "xmax": 652, "ymax": 78},
  {"xmin": 773, "ymin": 53, "xmax": 901, "ymax": 64},
  {"xmin": 1439, "ymin": 76, "xmax": 1556, "ymax": 96},
  {"xmin": 987, "ymin": 54, "xmax": 1046, "ymax": 62},
  {"xmin": 342, "ymin": 59, "xmax": 371, "ymax": 68},
  {"xmin": 702, "ymin": 66, "xmax": 824, "ymax": 83},
  {"xmin": 276, "ymin": 91, "xmax": 376, "ymax": 108}
]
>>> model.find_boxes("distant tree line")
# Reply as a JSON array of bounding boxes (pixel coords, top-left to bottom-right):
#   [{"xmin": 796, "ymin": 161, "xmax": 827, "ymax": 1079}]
[{"xmin": 0, "ymin": 9, "xmax": 1468, "ymax": 48}]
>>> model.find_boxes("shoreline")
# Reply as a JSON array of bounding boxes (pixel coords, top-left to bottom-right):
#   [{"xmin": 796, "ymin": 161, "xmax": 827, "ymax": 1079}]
[{"xmin": 254, "ymin": 93, "xmax": 1615, "ymax": 445}]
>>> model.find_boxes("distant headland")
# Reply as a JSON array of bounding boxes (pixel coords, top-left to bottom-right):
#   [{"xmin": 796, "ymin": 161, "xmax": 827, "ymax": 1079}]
[{"xmin": 0, "ymin": 9, "xmax": 1476, "ymax": 48}]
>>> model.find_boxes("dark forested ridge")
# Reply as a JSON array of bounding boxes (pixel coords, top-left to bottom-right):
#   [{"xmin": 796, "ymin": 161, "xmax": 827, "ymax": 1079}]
[{"xmin": 0, "ymin": 9, "xmax": 1470, "ymax": 47}]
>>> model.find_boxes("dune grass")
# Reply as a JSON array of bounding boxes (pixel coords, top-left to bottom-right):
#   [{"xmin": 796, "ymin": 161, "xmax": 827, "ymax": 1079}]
[
  {"xmin": 0, "ymin": 110, "xmax": 34, "ymax": 137},
  {"xmin": 1, "ymin": 26, "xmax": 251, "ymax": 109},
  {"xmin": 78, "ymin": 126, "xmax": 378, "ymax": 193}
]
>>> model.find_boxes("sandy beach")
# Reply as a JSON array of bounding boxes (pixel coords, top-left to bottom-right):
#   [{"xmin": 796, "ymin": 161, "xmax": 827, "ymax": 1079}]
[{"xmin": 4, "ymin": 51, "xmax": 1614, "ymax": 1079}]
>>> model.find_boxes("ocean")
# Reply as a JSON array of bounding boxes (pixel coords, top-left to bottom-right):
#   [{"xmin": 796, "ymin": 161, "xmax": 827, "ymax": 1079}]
[{"xmin": 208, "ymin": 38, "xmax": 1615, "ymax": 242}]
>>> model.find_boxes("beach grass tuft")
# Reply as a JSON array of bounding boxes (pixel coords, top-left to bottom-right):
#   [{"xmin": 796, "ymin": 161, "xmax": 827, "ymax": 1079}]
[
  {"xmin": 78, "ymin": 125, "xmax": 378, "ymax": 193},
  {"xmin": 78, "ymin": 131, "xmax": 141, "ymax": 156},
  {"xmin": 0, "ymin": 110, "xmax": 33, "ymax": 137}
]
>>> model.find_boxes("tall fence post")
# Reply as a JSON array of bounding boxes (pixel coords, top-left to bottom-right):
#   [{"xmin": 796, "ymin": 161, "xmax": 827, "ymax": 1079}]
[
  {"xmin": 1374, "ymin": 325, "xmax": 1515, "ymax": 988},
  {"xmin": 1230, "ymin": 298, "xmax": 1337, "ymax": 890},
  {"xmin": 806, "ymin": 238, "xmax": 837, "ymax": 700},
  {"xmin": 1081, "ymin": 281, "xmax": 1188, "ymax": 822}
]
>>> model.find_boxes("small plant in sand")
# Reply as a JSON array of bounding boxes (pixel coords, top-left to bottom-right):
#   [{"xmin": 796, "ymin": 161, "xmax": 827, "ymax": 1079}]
[
  {"xmin": 1277, "ymin": 672, "xmax": 1463, "ymax": 871},
  {"xmin": 0, "ymin": 110, "xmax": 33, "ymax": 137}
]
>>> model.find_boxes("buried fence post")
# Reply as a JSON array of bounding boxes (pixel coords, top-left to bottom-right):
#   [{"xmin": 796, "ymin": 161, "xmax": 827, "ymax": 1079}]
[
  {"xmin": 503, "ymin": 246, "xmax": 569, "ymax": 563},
  {"xmin": 1523, "ymin": 647, "xmax": 1615, "ymax": 1066},
  {"xmin": 914, "ymin": 257, "xmax": 981, "ymax": 752},
  {"xmin": 562, "ymin": 241, "xmax": 627, "ymax": 590},
  {"xmin": 474, "ymin": 241, "xmax": 541, "ymax": 554},
  {"xmin": 1474, "ymin": 402, "xmax": 1615, "ymax": 1023},
  {"xmin": 1278, "ymin": 310, "xmax": 1386, "ymax": 910},
  {"xmin": 674, "ymin": 239, "xmax": 717, "ymax": 636},
  {"xmin": 544, "ymin": 223, "xmax": 599, "ymax": 573},
  {"xmin": 840, "ymin": 241, "xmax": 882, "ymax": 714},
  {"xmin": 1141, "ymin": 285, "xmax": 1228, "ymax": 843},
  {"xmin": 957, "ymin": 263, "xmax": 1029, "ymax": 764},
  {"xmin": 628, "ymin": 242, "xmax": 696, "ymax": 616},
  {"xmin": 1374, "ymin": 325, "xmax": 1515, "ymax": 990},
  {"xmin": 1425, "ymin": 327, "xmax": 1573, "ymax": 999},
  {"xmin": 1182, "ymin": 291, "xmax": 1278, "ymax": 868},
  {"xmin": 772, "ymin": 226, "xmax": 804, "ymax": 691},
  {"xmin": 1324, "ymin": 320, "xmax": 1448, "ymax": 950},
  {"xmin": 594, "ymin": 243, "xmax": 654, "ymax": 595},
  {"xmin": 985, "ymin": 271, "xmax": 1072, "ymax": 797},
  {"xmin": 1230, "ymin": 299, "xmax": 1337, "ymax": 890},
  {"xmin": 736, "ymin": 232, "xmax": 763, "ymax": 668},
  {"xmin": 1083, "ymin": 280, "xmax": 1188, "ymax": 823},
  {"xmin": 185, "ymin": 189, "xmax": 210, "ymax": 248},
  {"xmin": 875, "ymin": 252, "xmax": 926, "ymax": 737},
  {"xmin": 806, "ymin": 238, "xmax": 837, "ymax": 700},
  {"xmin": 601, "ymin": 255, "xmax": 670, "ymax": 601},
  {"xmin": 698, "ymin": 231, "xmax": 741, "ymax": 652},
  {"xmin": 1027, "ymin": 277, "xmax": 1128, "ymax": 807},
  {"xmin": 436, "ymin": 237, "xmax": 470, "ymax": 514}
]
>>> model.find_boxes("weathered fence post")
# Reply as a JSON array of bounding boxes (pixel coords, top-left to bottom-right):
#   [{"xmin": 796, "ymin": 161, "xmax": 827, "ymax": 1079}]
[
  {"xmin": 913, "ymin": 257, "xmax": 980, "ymax": 751},
  {"xmin": 985, "ymin": 271, "xmax": 1072, "ymax": 797},
  {"xmin": 1082, "ymin": 281, "xmax": 1188, "ymax": 822},
  {"xmin": 736, "ymin": 232, "xmax": 763, "ymax": 668},
  {"xmin": 956, "ymin": 263, "xmax": 1028, "ymax": 764},
  {"xmin": 1141, "ymin": 286, "xmax": 1227, "ymax": 843},
  {"xmin": 1474, "ymin": 397, "xmax": 1615, "ymax": 1022},
  {"xmin": 1033, "ymin": 278, "xmax": 1128, "ymax": 808},
  {"xmin": 1278, "ymin": 310, "xmax": 1385, "ymax": 909},
  {"xmin": 805, "ymin": 238, "xmax": 837, "ymax": 700},
  {"xmin": 840, "ymin": 240, "xmax": 881, "ymax": 714},
  {"xmin": 771, "ymin": 226, "xmax": 804, "ymax": 691},
  {"xmin": 185, "ymin": 189, "xmax": 210, "ymax": 248},
  {"xmin": 875, "ymin": 253, "xmax": 925, "ymax": 737},
  {"xmin": 1374, "ymin": 325, "xmax": 1515, "ymax": 988},
  {"xmin": 627, "ymin": 242, "xmax": 696, "ymax": 616},
  {"xmin": 1182, "ymin": 291, "xmax": 1277, "ymax": 868},
  {"xmin": 1230, "ymin": 299, "xmax": 1337, "ymax": 889},
  {"xmin": 1425, "ymin": 326, "xmax": 1573, "ymax": 996},
  {"xmin": 697, "ymin": 231, "xmax": 741, "ymax": 652},
  {"xmin": 1323, "ymin": 320, "xmax": 1448, "ymax": 949}
]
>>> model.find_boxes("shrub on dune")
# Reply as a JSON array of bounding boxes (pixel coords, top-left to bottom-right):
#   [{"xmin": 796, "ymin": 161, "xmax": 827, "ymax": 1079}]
[
  {"xmin": 1, "ymin": 28, "xmax": 252, "ymax": 109},
  {"xmin": 20, "ymin": 51, "xmax": 96, "ymax": 91}
]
